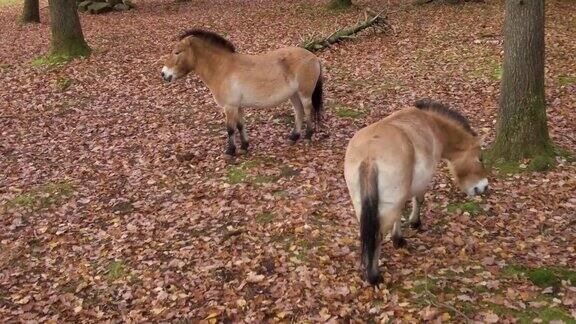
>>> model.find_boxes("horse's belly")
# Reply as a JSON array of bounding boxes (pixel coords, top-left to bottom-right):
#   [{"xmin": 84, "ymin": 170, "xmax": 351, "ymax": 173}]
[
  {"xmin": 410, "ymin": 158, "xmax": 436, "ymax": 195},
  {"xmin": 239, "ymin": 82, "xmax": 296, "ymax": 108}
]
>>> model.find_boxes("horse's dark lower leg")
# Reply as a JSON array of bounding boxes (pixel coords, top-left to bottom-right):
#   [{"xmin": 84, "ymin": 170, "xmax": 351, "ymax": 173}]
[
  {"xmin": 237, "ymin": 122, "xmax": 249, "ymax": 154},
  {"xmin": 225, "ymin": 126, "xmax": 236, "ymax": 157},
  {"xmin": 391, "ymin": 221, "xmax": 407, "ymax": 248},
  {"xmin": 289, "ymin": 131, "xmax": 300, "ymax": 142},
  {"xmin": 289, "ymin": 95, "xmax": 304, "ymax": 144},
  {"xmin": 408, "ymin": 195, "xmax": 425, "ymax": 231}
]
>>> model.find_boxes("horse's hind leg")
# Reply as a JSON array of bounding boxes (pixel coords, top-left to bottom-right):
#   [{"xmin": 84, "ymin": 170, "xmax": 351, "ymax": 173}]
[
  {"xmin": 391, "ymin": 220, "xmax": 407, "ymax": 248},
  {"xmin": 299, "ymin": 95, "xmax": 314, "ymax": 141},
  {"xmin": 223, "ymin": 105, "xmax": 239, "ymax": 161},
  {"xmin": 407, "ymin": 194, "xmax": 425, "ymax": 230},
  {"xmin": 237, "ymin": 107, "xmax": 249, "ymax": 154},
  {"xmin": 289, "ymin": 95, "xmax": 304, "ymax": 144}
]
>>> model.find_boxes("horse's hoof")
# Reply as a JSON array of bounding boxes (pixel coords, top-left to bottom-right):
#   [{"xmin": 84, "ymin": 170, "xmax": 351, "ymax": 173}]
[
  {"xmin": 288, "ymin": 132, "xmax": 300, "ymax": 145},
  {"xmin": 238, "ymin": 148, "xmax": 248, "ymax": 155},
  {"xmin": 392, "ymin": 237, "xmax": 407, "ymax": 249},
  {"xmin": 223, "ymin": 154, "xmax": 236, "ymax": 163},
  {"xmin": 367, "ymin": 272, "xmax": 383, "ymax": 286},
  {"xmin": 409, "ymin": 220, "xmax": 423, "ymax": 231}
]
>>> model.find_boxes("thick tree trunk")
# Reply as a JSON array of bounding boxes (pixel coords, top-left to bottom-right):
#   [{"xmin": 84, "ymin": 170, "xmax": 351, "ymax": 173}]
[
  {"xmin": 49, "ymin": 0, "xmax": 91, "ymax": 57},
  {"xmin": 22, "ymin": 0, "xmax": 40, "ymax": 23},
  {"xmin": 490, "ymin": 0, "xmax": 553, "ymax": 163},
  {"xmin": 329, "ymin": 0, "xmax": 352, "ymax": 9}
]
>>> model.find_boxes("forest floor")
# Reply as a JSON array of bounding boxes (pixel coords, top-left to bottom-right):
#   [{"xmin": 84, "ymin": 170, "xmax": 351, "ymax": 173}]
[{"xmin": 1, "ymin": 0, "xmax": 575, "ymax": 322}]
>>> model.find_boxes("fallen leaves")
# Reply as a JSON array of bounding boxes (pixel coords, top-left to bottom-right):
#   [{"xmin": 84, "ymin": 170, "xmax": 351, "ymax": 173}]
[{"xmin": 0, "ymin": 0, "xmax": 575, "ymax": 322}]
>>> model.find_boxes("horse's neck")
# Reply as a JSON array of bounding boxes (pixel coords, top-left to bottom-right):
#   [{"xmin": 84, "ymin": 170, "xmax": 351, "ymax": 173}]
[
  {"xmin": 429, "ymin": 115, "xmax": 473, "ymax": 159},
  {"xmin": 193, "ymin": 43, "xmax": 232, "ymax": 88}
]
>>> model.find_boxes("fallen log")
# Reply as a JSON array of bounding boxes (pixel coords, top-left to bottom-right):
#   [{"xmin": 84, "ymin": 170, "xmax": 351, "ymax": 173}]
[{"xmin": 301, "ymin": 8, "xmax": 391, "ymax": 51}]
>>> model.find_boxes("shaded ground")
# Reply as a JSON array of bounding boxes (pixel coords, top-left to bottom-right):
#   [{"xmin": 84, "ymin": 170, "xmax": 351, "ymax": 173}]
[{"xmin": 1, "ymin": 0, "xmax": 575, "ymax": 322}]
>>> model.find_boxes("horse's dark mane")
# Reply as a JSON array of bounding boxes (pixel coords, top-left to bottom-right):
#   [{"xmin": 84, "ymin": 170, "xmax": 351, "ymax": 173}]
[
  {"xmin": 414, "ymin": 99, "xmax": 476, "ymax": 136},
  {"xmin": 179, "ymin": 29, "xmax": 236, "ymax": 53}
]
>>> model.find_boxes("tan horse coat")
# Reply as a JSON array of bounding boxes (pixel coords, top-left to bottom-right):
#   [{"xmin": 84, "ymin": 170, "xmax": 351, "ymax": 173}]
[
  {"xmin": 344, "ymin": 100, "xmax": 488, "ymax": 285},
  {"xmin": 162, "ymin": 29, "xmax": 323, "ymax": 160}
]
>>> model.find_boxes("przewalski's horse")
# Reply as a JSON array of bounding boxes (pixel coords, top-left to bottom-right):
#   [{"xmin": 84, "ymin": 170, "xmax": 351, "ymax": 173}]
[
  {"xmin": 344, "ymin": 99, "xmax": 489, "ymax": 285},
  {"xmin": 161, "ymin": 29, "xmax": 323, "ymax": 161}
]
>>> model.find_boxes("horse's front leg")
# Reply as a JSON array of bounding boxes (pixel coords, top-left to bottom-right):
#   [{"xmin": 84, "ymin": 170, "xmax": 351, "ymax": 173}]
[
  {"xmin": 237, "ymin": 107, "xmax": 249, "ymax": 155},
  {"xmin": 223, "ymin": 105, "xmax": 238, "ymax": 161}
]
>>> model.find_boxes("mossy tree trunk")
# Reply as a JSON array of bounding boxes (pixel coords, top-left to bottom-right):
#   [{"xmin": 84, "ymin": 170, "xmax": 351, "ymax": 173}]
[
  {"xmin": 49, "ymin": 0, "xmax": 91, "ymax": 57},
  {"xmin": 22, "ymin": 0, "xmax": 40, "ymax": 23},
  {"xmin": 489, "ymin": 0, "xmax": 553, "ymax": 164},
  {"xmin": 329, "ymin": 0, "xmax": 352, "ymax": 9}
]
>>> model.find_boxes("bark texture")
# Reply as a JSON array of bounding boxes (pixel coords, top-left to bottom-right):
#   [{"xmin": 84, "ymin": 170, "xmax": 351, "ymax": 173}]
[
  {"xmin": 49, "ymin": 0, "xmax": 91, "ymax": 57},
  {"xmin": 22, "ymin": 0, "xmax": 40, "ymax": 23},
  {"xmin": 490, "ymin": 0, "xmax": 553, "ymax": 162}
]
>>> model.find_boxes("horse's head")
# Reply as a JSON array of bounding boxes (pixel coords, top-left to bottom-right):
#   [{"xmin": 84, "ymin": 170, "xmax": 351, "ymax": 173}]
[
  {"xmin": 161, "ymin": 37, "xmax": 195, "ymax": 83},
  {"xmin": 447, "ymin": 143, "xmax": 489, "ymax": 196}
]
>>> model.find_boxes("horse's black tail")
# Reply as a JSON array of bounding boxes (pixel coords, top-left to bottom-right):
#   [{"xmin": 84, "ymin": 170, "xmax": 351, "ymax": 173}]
[
  {"xmin": 311, "ymin": 64, "xmax": 323, "ymax": 124},
  {"xmin": 359, "ymin": 160, "xmax": 382, "ymax": 285}
]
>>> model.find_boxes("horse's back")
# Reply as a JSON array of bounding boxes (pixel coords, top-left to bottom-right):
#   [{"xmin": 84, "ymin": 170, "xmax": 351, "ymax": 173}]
[{"xmin": 345, "ymin": 108, "xmax": 442, "ymax": 199}]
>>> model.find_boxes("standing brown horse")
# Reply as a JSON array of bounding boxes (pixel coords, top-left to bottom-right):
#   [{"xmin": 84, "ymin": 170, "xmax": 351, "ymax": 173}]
[
  {"xmin": 344, "ymin": 99, "xmax": 489, "ymax": 285},
  {"xmin": 161, "ymin": 29, "xmax": 323, "ymax": 160}
]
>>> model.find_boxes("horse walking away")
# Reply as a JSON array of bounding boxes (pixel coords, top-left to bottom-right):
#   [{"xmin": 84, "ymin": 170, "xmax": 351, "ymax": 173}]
[
  {"xmin": 344, "ymin": 99, "xmax": 489, "ymax": 285},
  {"xmin": 161, "ymin": 29, "xmax": 323, "ymax": 161}
]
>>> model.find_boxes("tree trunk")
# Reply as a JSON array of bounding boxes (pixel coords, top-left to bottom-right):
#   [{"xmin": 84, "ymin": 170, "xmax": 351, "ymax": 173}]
[
  {"xmin": 489, "ymin": 0, "xmax": 553, "ymax": 164},
  {"xmin": 22, "ymin": 0, "xmax": 40, "ymax": 23},
  {"xmin": 329, "ymin": 0, "xmax": 352, "ymax": 9},
  {"xmin": 49, "ymin": 0, "xmax": 91, "ymax": 57}
]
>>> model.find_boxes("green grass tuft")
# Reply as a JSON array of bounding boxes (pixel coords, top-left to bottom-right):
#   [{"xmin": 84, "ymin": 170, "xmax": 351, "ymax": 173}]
[
  {"xmin": 5, "ymin": 181, "xmax": 74, "ymax": 211},
  {"xmin": 503, "ymin": 265, "xmax": 576, "ymax": 288},
  {"xmin": 446, "ymin": 201, "xmax": 481, "ymax": 215},
  {"xmin": 31, "ymin": 54, "xmax": 74, "ymax": 68},
  {"xmin": 106, "ymin": 260, "xmax": 126, "ymax": 282},
  {"xmin": 227, "ymin": 166, "xmax": 247, "ymax": 184},
  {"xmin": 334, "ymin": 106, "xmax": 365, "ymax": 119},
  {"xmin": 557, "ymin": 75, "xmax": 576, "ymax": 86},
  {"xmin": 56, "ymin": 76, "xmax": 73, "ymax": 91},
  {"xmin": 256, "ymin": 212, "xmax": 275, "ymax": 224}
]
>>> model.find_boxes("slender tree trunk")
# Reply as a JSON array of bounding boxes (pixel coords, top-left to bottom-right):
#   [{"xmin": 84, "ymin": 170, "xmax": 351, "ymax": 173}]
[
  {"xmin": 22, "ymin": 0, "xmax": 40, "ymax": 23},
  {"xmin": 490, "ymin": 0, "xmax": 553, "ymax": 163},
  {"xmin": 49, "ymin": 0, "xmax": 91, "ymax": 57}
]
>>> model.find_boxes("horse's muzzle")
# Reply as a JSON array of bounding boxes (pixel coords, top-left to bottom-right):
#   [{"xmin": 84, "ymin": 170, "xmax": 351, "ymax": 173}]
[{"xmin": 161, "ymin": 71, "xmax": 173, "ymax": 82}]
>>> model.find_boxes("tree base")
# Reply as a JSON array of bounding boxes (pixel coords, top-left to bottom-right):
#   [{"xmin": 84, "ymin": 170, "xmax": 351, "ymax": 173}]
[{"xmin": 484, "ymin": 145, "xmax": 557, "ymax": 174}]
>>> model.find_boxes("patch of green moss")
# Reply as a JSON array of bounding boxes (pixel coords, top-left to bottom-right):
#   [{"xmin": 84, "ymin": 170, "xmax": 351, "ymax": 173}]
[
  {"xmin": 527, "ymin": 154, "xmax": 556, "ymax": 172},
  {"xmin": 327, "ymin": 0, "xmax": 352, "ymax": 11},
  {"xmin": 256, "ymin": 212, "xmax": 275, "ymax": 224},
  {"xmin": 446, "ymin": 201, "xmax": 481, "ymax": 215},
  {"xmin": 334, "ymin": 106, "xmax": 365, "ymax": 119},
  {"xmin": 227, "ymin": 166, "xmax": 247, "ymax": 184},
  {"xmin": 56, "ymin": 76, "xmax": 72, "ymax": 91},
  {"xmin": 31, "ymin": 54, "xmax": 74, "ymax": 68},
  {"xmin": 486, "ymin": 302, "xmax": 573, "ymax": 324},
  {"xmin": 502, "ymin": 265, "xmax": 576, "ymax": 288},
  {"xmin": 105, "ymin": 260, "xmax": 126, "ymax": 282},
  {"xmin": 5, "ymin": 181, "xmax": 74, "ymax": 211},
  {"xmin": 557, "ymin": 75, "xmax": 576, "ymax": 86},
  {"xmin": 555, "ymin": 146, "xmax": 575, "ymax": 162}
]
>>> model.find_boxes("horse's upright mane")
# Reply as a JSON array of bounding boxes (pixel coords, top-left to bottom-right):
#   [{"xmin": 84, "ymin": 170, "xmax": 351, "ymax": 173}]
[
  {"xmin": 414, "ymin": 99, "xmax": 476, "ymax": 136},
  {"xmin": 179, "ymin": 29, "xmax": 236, "ymax": 53}
]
